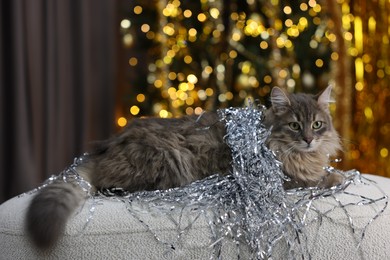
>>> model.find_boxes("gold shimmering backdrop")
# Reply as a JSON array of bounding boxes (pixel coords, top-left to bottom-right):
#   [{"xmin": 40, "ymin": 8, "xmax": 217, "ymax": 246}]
[{"xmin": 116, "ymin": 0, "xmax": 390, "ymax": 178}]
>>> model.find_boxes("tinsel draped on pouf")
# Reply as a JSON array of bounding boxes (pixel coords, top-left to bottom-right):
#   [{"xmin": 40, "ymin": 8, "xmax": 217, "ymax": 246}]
[{"xmin": 0, "ymin": 106, "xmax": 389, "ymax": 259}]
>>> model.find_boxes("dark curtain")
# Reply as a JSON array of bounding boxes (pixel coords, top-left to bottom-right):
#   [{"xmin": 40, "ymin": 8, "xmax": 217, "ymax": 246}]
[{"xmin": 0, "ymin": 0, "xmax": 118, "ymax": 203}]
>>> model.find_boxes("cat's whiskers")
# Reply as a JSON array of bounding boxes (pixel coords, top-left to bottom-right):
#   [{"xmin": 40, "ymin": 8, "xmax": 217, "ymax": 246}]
[
  {"xmin": 276, "ymin": 141, "xmax": 300, "ymax": 160},
  {"xmin": 338, "ymin": 137, "xmax": 357, "ymax": 146}
]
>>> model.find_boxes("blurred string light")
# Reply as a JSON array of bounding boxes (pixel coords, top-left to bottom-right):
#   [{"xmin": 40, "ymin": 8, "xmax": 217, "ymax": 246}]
[
  {"xmin": 333, "ymin": 0, "xmax": 390, "ymax": 176},
  {"xmin": 117, "ymin": 0, "xmax": 390, "ymax": 177}
]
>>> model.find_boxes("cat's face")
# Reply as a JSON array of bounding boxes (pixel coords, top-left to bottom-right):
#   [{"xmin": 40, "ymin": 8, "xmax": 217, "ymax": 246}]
[
  {"xmin": 265, "ymin": 86, "xmax": 340, "ymax": 155},
  {"xmin": 270, "ymin": 103, "xmax": 333, "ymax": 152}
]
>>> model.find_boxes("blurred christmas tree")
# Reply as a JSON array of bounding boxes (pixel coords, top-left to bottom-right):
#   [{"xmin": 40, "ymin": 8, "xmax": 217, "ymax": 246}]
[
  {"xmin": 116, "ymin": 0, "xmax": 390, "ymax": 177},
  {"xmin": 117, "ymin": 0, "xmax": 333, "ymax": 119}
]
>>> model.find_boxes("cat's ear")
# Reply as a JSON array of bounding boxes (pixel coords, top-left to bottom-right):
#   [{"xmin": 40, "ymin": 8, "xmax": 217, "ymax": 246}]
[
  {"xmin": 317, "ymin": 85, "xmax": 334, "ymax": 111},
  {"xmin": 270, "ymin": 87, "xmax": 290, "ymax": 114}
]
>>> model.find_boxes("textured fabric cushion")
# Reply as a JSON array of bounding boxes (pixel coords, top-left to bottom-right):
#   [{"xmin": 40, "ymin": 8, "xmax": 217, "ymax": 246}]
[{"xmin": 0, "ymin": 174, "xmax": 389, "ymax": 259}]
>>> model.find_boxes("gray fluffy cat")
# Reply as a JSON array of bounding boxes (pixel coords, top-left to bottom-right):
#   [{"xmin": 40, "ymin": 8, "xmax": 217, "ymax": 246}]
[{"xmin": 26, "ymin": 86, "xmax": 343, "ymax": 249}]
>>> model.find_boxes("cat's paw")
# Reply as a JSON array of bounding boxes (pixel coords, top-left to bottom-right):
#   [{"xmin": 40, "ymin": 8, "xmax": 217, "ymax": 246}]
[{"xmin": 319, "ymin": 173, "xmax": 344, "ymax": 188}]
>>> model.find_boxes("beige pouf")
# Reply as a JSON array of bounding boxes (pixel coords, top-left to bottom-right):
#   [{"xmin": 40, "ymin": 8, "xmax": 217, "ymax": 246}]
[{"xmin": 0, "ymin": 174, "xmax": 389, "ymax": 260}]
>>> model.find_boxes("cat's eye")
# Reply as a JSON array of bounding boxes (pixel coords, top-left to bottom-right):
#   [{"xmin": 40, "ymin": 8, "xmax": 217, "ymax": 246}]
[
  {"xmin": 288, "ymin": 122, "xmax": 300, "ymax": 131},
  {"xmin": 312, "ymin": 121, "xmax": 323, "ymax": 129}
]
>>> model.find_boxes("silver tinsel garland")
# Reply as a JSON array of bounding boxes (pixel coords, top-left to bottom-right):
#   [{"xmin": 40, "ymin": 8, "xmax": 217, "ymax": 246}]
[{"xmin": 27, "ymin": 105, "xmax": 388, "ymax": 259}]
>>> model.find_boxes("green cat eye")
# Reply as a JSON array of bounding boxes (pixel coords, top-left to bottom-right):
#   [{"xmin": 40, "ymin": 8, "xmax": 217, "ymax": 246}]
[
  {"xmin": 288, "ymin": 122, "xmax": 300, "ymax": 131},
  {"xmin": 312, "ymin": 121, "xmax": 323, "ymax": 129}
]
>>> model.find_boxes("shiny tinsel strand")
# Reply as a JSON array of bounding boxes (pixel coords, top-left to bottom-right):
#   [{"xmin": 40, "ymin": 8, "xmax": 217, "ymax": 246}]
[
  {"xmin": 26, "ymin": 105, "xmax": 388, "ymax": 259},
  {"xmin": 98, "ymin": 105, "xmax": 380, "ymax": 259}
]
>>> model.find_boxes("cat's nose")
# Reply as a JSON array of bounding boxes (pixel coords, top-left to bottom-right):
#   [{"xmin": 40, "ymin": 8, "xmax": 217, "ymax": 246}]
[{"xmin": 304, "ymin": 136, "xmax": 313, "ymax": 144}]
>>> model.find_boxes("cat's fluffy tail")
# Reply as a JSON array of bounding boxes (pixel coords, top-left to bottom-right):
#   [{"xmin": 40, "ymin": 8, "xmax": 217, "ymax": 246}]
[{"xmin": 25, "ymin": 181, "xmax": 87, "ymax": 249}]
